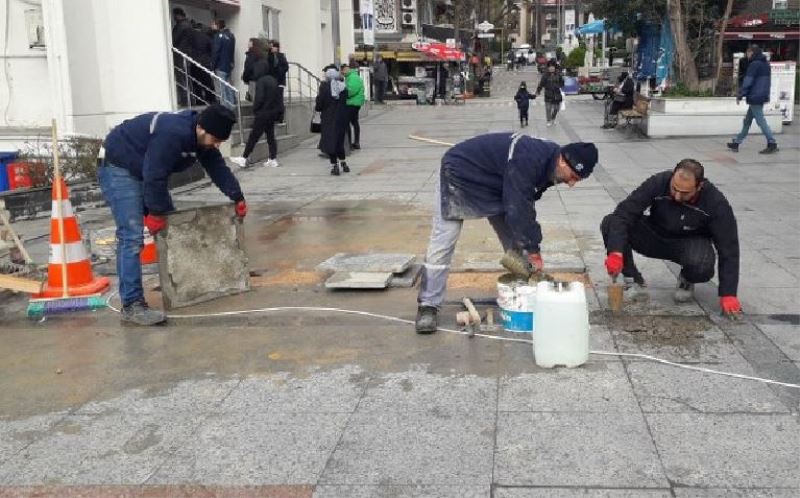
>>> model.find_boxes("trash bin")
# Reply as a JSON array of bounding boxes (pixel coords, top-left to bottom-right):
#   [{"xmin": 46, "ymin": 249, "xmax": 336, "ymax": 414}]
[
  {"xmin": 7, "ymin": 162, "xmax": 34, "ymax": 190},
  {"xmin": 0, "ymin": 152, "xmax": 17, "ymax": 192}
]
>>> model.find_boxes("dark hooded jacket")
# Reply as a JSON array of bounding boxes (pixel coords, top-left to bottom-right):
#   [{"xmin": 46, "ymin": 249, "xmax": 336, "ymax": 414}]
[
  {"xmin": 514, "ymin": 85, "xmax": 535, "ymax": 110},
  {"xmin": 738, "ymin": 49, "xmax": 771, "ymax": 105}
]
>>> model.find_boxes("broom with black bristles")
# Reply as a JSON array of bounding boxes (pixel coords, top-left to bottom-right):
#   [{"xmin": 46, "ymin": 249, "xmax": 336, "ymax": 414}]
[{"xmin": 25, "ymin": 120, "xmax": 108, "ymax": 317}]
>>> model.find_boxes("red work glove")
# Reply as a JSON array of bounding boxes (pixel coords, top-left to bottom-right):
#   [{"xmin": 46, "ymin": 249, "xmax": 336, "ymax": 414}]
[
  {"xmin": 235, "ymin": 200, "xmax": 248, "ymax": 218},
  {"xmin": 605, "ymin": 252, "xmax": 624, "ymax": 276},
  {"xmin": 527, "ymin": 252, "xmax": 544, "ymax": 273},
  {"xmin": 144, "ymin": 214, "xmax": 167, "ymax": 235},
  {"xmin": 720, "ymin": 296, "xmax": 742, "ymax": 317}
]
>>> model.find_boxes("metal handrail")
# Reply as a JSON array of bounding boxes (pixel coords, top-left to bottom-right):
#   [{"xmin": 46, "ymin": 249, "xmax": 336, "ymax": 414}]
[
  {"xmin": 172, "ymin": 47, "xmax": 244, "ymax": 144},
  {"xmin": 286, "ymin": 62, "xmax": 322, "ymax": 106}
]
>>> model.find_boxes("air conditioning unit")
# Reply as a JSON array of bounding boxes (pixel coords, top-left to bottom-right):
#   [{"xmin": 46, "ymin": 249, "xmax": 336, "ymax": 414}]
[
  {"xmin": 401, "ymin": 0, "xmax": 417, "ymax": 11},
  {"xmin": 402, "ymin": 11, "xmax": 417, "ymax": 26}
]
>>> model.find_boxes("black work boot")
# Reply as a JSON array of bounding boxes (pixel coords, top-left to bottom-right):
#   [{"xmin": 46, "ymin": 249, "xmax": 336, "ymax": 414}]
[
  {"xmin": 341, "ymin": 161, "xmax": 350, "ymax": 173},
  {"xmin": 726, "ymin": 141, "xmax": 739, "ymax": 152},
  {"xmin": 330, "ymin": 163, "xmax": 340, "ymax": 176},
  {"xmin": 415, "ymin": 306, "xmax": 438, "ymax": 334},
  {"xmin": 759, "ymin": 143, "xmax": 778, "ymax": 154},
  {"xmin": 121, "ymin": 301, "xmax": 166, "ymax": 326}
]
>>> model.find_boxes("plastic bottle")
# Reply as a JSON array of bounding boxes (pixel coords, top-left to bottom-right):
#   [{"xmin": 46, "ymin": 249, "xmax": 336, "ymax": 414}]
[{"xmin": 533, "ymin": 281, "xmax": 589, "ymax": 368}]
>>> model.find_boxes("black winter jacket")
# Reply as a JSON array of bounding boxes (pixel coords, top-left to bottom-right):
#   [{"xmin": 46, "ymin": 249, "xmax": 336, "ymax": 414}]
[
  {"xmin": 536, "ymin": 72, "xmax": 564, "ymax": 102},
  {"xmin": 253, "ymin": 74, "xmax": 284, "ymax": 116},
  {"xmin": 604, "ymin": 171, "xmax": 740, "ymax": 296}
]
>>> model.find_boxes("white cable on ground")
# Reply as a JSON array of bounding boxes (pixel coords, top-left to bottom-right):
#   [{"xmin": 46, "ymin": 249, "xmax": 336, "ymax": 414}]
[{"xmin": 103, "ymin": 293, "xmax": 800, "ymax": 390}]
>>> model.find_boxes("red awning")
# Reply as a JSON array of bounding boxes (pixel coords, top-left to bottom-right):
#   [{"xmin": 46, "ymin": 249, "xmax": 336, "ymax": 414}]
[
  {"xmin": 723, "ymin": 31, "xmax": 800, "ymax": 40},
  {"xmin": 411, "ymin": 42, "xmax": 465, "ymax": 61}
]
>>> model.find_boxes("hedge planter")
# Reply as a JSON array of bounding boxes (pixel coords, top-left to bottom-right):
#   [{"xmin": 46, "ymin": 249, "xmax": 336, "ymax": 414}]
[{"xmin": 645, "ymin": 97, "xmax": 783, "ymax": 138}]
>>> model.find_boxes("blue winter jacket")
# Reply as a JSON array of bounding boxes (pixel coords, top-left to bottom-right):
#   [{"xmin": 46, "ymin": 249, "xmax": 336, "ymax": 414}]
[
  {"xmin": 440, "ymin": 132, "xmax": 560, "ymax": 253},
  {"xmin": 212, "ymin": 29, "xmax": 235, "ymax": 73},
  {"xmin": 738, "ymin": 52, "xmax": 771, "ymax": 105},
  {"xmin": 103, "ymin": 110, "xmax": 244, "ymax": 215}
]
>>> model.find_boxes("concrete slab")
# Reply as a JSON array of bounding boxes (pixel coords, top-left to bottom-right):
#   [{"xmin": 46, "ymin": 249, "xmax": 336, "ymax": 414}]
[
  {"xmin": 674, "ymin": 489, "xmax": 800, "ymax": 498},
  {"xmin": 757, "ymin": 324, "xmax": 800, "ymax": 361},
  {"xmin": 498, "ymin": 362, "xmax": 640, "ymax": 413},
  {"xmin": 317, "ymin": 253, "xmax": 416, "ymax": 274},
  {"xmin": 313, "ymin": 485, "xmax": 490, "ymax": 497},
  {"xmin": 388, "ymin": 263, "xmax": 423, "ymax": 288},
  {"xmin": 157, "ymin": 204, "xmax": 250, "ymax": 310},
  {"xmin": 148, "ymin": 411, "xmax": 350, "ymax": 485},
  {"xmin": 495, "ymin": 489, "xmax": 673, "ymax": 498},
  {"xmin": 494, "ymin": 412, "xmax": 668, "ymax": 488},
  {"xmin": 324, "ymin": 271, "xmax": 393, "ymax": 289},
  {"xmin": 318, "ymin": 411, "xmax": 494, "ymax": 485},
  {"xmin": 647, "ymin": 413, "xmax": 800, "ymax": 488},
  {"xmin": 0, "ymin": 412, "xmax": 67, "ymax": 466}
]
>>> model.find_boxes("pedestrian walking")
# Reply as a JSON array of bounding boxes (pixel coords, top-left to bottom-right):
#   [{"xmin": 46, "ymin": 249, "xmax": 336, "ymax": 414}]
[
  {"xmin": 100, "ymin": 105, "xmax": 246, "ymax": 326},
  {"xmin": 601, "ymin": 159, "xmax": 742, "ymax": 318},
  {"xmin": 514, "ymin": 82, "xmax": 536, "ymax": 127},
  {"xmin": 727, "ymin": 45, "xmax": 778, "ymax": 154},
  {"xmin": 231, "ymin": 73, "xmax": 284, "ymax": 169},
  {"xmin": 373, "ymin": 55, "xmax": 389, "ymax": 103},
  {"xmin": 343, "ymin": 64, "xmax": 365, "ymax": 150},
  {"xmin": 267, "ymin": 41, "xmax": 289, "ymax": 123},
  {"xmin": 415, "ymin": 133, "xmax": 598, "ymax": 333},
  {"xmin": 242, "ymin": 38, "xmax": 266, "ymax": 102},
  {"xmin": 210, "ymin": 19, "xmax": 236, "ymax": 108},
  {"xmin": 536, "ymin": 60, "xmax": 564, "ymax": 127},
  {"xmin": 316, "ymin": 67, "xmax": 350, "ymax": 176},
  {"xmin": 602, "ymin": 72, "xmax": 635, "ymax": 129}
]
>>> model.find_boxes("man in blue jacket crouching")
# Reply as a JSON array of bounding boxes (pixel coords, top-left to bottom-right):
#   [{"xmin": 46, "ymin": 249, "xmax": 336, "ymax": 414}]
[{"xmin": 415, "ymin": 132, "xmax": 598, "ymax": 334}]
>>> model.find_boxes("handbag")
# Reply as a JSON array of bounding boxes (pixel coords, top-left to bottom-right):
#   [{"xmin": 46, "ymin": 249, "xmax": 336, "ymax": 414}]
[{"xmin": 310, "ymin": 111, "xmax": 321, "ymax": 133}]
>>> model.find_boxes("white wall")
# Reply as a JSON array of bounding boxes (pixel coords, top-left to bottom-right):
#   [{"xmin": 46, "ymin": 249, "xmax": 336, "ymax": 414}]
[{"xmin": 0, "ymin": 0, "xmax": 53, "ymax": 129}]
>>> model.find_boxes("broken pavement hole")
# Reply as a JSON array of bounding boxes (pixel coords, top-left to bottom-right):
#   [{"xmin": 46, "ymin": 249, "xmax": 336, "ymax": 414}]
[{"xmin": 594, "ymin": 312, "xmax": 716, "ymax": 348}]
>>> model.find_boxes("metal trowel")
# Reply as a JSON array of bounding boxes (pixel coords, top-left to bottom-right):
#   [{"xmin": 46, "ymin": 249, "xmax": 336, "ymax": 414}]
[{"xmin": 608, "ymin": 274, "xmax": 624, "ymax": 313}]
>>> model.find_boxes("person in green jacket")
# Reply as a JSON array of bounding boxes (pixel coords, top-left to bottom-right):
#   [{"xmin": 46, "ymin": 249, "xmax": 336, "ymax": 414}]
[{"xmin": 343, "ymin": 64, "xmax": 365, "ymax": 149}]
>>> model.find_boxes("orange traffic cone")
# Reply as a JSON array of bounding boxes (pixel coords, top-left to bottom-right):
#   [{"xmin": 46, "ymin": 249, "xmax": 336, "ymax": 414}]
[
  {"xmin": 140, "ymin": 226, "xmax": 158, "ymax": 265},
  {"xmin": 33, "ymin": 178, "xmax": 110, "ymax": 298}
]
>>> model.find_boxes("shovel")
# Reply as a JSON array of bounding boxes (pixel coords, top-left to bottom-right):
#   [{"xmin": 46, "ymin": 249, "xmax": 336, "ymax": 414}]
[{"xmin": 608, "ymin": 274, "xmax": 624, "ymax": 313}]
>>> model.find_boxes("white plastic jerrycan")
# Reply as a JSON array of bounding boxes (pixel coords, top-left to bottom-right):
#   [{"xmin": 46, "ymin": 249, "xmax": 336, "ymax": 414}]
[{"xmin": 533, "ymin": 281, "xmax": 590, "ymax": 368}]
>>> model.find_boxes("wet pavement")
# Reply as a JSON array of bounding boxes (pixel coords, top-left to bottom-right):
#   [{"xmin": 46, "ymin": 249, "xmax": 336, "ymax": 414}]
[{"xmin": 1, "ymin": 67, "xmax": 799, "ymax": 497}]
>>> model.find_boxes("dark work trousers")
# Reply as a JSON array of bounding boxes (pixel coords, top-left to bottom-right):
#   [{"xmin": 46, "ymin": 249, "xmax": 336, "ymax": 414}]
[
  {"xmin": 600, "ymin": 215, "xmax": 716, "ymax": 285},
  {"xmin": 375, "ymin": 79, "xmax": 387, "ymax": 103},
  {"xmin": 519, "ymin": 108, "xmax": 529, "ymax": 123},
  {"xmin": 346, "ymin": 106, "xmax": 361, "ymax": 146},
  {"xmin": 277, "ymin": 86, "xmax": 285, "ymax": 122},
  {"xmin": 243, "ymin": 112, "xmax": 278, "ymax": 160}
]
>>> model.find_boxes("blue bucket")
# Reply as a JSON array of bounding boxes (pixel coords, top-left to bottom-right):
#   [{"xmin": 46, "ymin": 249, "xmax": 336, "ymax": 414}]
[{"xmin": 499, "ymin": 308, "xmax": 535, "ymax": 334}]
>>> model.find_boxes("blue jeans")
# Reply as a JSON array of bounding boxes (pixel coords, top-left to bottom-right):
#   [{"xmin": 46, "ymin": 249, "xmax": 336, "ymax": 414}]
[
  {"xmin": 735, "ymin": 104, "xmax": 776, "ymax": 144},
  {"xmin": 214, "ymin": 70, "xmax": 235, "ymax": 108},
  {"xmin": 98, "ymin": 163, "xmax": 145, "ymax": 306}
]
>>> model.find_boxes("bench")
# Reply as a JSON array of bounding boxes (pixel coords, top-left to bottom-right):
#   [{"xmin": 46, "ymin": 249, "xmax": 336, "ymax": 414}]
[{"xmin": 618, "ymin": 95, "xmax": 650, "ymax": 136}]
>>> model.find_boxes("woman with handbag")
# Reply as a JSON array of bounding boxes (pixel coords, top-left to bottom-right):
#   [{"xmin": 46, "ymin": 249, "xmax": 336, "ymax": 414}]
[
  {"xmin": 603, "ymin": 72, "xmax": 635, "ymax": 129},
  {"xmin": 315, "ymin": 67, "xmax": 350, "ymax": 176},
  {"xmin": 536, "ymin": 60, "xmax": 565, "ymax": 127}
]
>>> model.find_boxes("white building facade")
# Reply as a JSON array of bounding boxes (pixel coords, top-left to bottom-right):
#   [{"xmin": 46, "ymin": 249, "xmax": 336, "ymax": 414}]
[{"xmin": 0, "ymin": 0, "xmax": 356, "ymax": 148}]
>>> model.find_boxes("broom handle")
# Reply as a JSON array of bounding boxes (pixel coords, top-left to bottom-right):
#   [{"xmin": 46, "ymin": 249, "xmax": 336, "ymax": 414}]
[{"xmin": 52, "ymin": 119, "xmax": 69, "ymax": 298}]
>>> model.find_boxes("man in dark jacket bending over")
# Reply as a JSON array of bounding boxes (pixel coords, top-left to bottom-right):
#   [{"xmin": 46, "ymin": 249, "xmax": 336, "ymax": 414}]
[
  {"xmin": 601, "ymin": 159, "xmax": 742, "ymax": 318},
  {"xmin": 100, "ymin": 105, "xmax": 248, "ymax": 326},
  {"xmin": 416, "ymin": 132, "xmax": 598, "ymax": 333}
]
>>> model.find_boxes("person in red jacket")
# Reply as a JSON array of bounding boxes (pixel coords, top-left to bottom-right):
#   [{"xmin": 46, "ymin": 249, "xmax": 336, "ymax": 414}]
[{"xmin": 601, "ymin": 159, "xmax": 742, "ymax": 319}]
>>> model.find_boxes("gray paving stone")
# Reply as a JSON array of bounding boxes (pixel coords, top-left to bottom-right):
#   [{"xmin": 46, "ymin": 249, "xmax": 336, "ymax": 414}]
[
  {"xmin": 218, "ymin": 367, "xmax": 366, "ymax": 414},
  {"xmin": 325, "ymin": 271, "xmax": 393, "ymax": 289},
  {"xmin": 357, "ymin": 370, "xmax": 496, "ymax": 414},
  {"xmin": 494, "ymin": 412, "xmax": 667, "ymax": 488},
  {"xmin": 388, "ymin": 263, "xmax": 423, "ymax": 288},
  {"xmin": 494, "ymin": 489, "xmax": 673, "ymax": 498},
  {"xmin": 318, "ymin": 253, "xmax": 416, "ymax": 273},
  {"xmin": 148, "ymin": 411, "xmax": 349, "ymax": 485},
  {"xmin": 626, "ymin": 360, "xmax": 788, "ymax": 413},
  {"xmin": 757, "ymin": 324, "xmax": 800, "ymax": 361},
  {"xmin": 647, "ymin": 413, "xmax": 800, "ymax": 488},
  {"xmin": 674, "ymin": 489, "xmax": 800, "ymax": 498},
  {"xmin": 609, "ymin": 321, "xmax": 746, "ymax": 364},
  {"xmin": 313, "ymin": 484, "xmax": 490, "ymax": 498},
  {"xmin": 498, "ymin": 362, "xmax": 639, "ymax": 413},
  {"xmin": 318, "ymin": 411, "xmax": 494, "ymax": 485},
  {"xmin": 0, "ymin": 412, "xmax": 68, "ymax": 467},
  {"xmin": 0, "ymin": 411, "xmax": 198, "ymax": 485}
]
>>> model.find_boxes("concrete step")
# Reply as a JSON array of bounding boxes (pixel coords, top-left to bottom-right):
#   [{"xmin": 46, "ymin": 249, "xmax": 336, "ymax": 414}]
[{"xmin": 230, "ymin": 122, "xmax": 289, "ymax": 146}]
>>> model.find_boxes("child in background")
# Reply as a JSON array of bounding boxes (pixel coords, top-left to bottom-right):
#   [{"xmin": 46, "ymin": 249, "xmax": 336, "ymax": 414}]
[{"xmin": 514, "ymin": 82, "xmax": 536, "ymax": 127}]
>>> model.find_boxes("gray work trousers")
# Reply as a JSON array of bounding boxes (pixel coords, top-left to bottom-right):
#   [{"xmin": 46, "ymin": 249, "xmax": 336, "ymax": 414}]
[{"xmin": 418, "ymin": 187, "xmax": 516, "ymax": 308}]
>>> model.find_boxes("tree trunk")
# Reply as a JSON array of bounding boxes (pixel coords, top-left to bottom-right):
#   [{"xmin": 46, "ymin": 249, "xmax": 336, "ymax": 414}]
[
  {"xmin": 666, "ymin": 0, "xmax": 699, "ymax": 90},
  {"xmin": 713, "ymin": 0, "xmax": 735, "ymax": 95}
]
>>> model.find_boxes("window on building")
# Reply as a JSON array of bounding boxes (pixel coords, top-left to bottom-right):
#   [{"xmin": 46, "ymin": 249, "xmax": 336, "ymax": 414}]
[
  {"xmin": 353, "ymin": 0, "xmax": 362, "ymax": 30},
  {"xmin": 262, "ymin": 6, "xmax": 280, "ymax": 41}
]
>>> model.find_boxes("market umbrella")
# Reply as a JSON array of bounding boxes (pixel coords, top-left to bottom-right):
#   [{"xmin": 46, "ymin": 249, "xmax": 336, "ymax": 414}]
[{"xmin": 576, "ymin": 19, "xmax": 606, "ymax": 35}]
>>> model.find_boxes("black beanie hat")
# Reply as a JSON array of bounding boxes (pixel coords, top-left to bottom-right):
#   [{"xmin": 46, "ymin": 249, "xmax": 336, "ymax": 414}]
[
  {"xmin": 198, "ymin": 104, "xmax": 237, "ymax": 140},
  {"xmin": 561, "ymin": 142, "xmax": 598, "ymax": 179}
]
